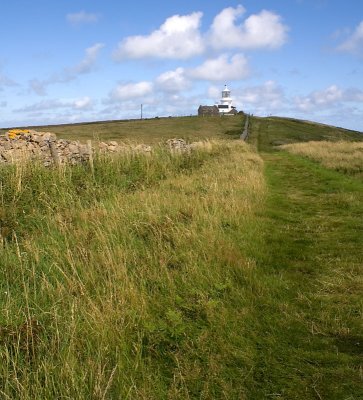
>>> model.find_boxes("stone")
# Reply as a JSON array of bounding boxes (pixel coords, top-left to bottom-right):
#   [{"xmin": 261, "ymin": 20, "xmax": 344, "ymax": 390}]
[
  {"xmin": 166, "ymin": 138, "xmax": 188, "ymax": 151},
  {"xmin": 99, "ymin": 142, "xmax": 108, "ymax": 149},
  {"xmin": 68, "ymin": 143, "xmax": 80, "ymax": 153}
]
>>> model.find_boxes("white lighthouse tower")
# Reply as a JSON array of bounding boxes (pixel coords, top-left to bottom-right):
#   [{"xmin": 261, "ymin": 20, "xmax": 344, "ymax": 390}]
[{"xmin": 217, "ymin": 85, "xmax": 235, "ymax": 115}]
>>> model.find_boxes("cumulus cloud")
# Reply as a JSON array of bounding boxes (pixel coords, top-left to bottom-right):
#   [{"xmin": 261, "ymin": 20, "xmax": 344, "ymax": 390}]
[
  {"xmin": 188, "ymin": 53, "xmax": 250, "ymax": 81},
  {"xmin": 66, "ymin": 11, "xmax": 100, "ymax": 26},
  {"xmin": 109, "ymin": 81, "xmax": 154, "ymax": 101},
  {"xmin": 113, "ymin": 12, "xmax": 204, "ymax": 60},
  {"xmin": 155, "ymin": 68, "xmax": 190, "ymax": 92},
  {"xmin": 73, "ymin": 97, "xmax": 93, "ymax": 109},
  {"xmin": 209, "ymin": 5, "xmax": 288, "ymax": 50},
  {"xmin": 206, "ymin": 81, "xmax": 285, "ymax": 114},
  {"xmin": 113, "ymin": 6, "xmax": 288, "ymax": 60},
  {"xmin": 337, "ymin": 21, "xmax": 363, "ymax": 56},
  {"xmin": 237, "ymin": 80, "xmax": 285, "ymax": 110},
  {"xmin": 112, "ymin": 5, "xmax": 289, "ymax": 61},
  {"xmin": 295, "ymin": 85, "xmax": 342, "ymax": 111},
  {"xmin": 295, "ymin": 85, "xmax": 363, "ymax": 111},
  {"xmin": 29, "ymin": 43, "xmax": 104, "ymax": 95}
]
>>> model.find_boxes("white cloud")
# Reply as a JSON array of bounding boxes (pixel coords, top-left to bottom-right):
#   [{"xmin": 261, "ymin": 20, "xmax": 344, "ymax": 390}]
[
  {"xmin": 235, "ymin": 80, "xmax": 285, "ymax": 112},
  {"xmin": 66, "ymin": 11, "xmax": 100, "ymax": 26},
  {"xmin": 29, "ymin": 43, "xmax": 104, "ymax": 95},
  {"xmin": 15, "ymin": 97, "xmax": 94, "ymax": 112},
  {"xmin": 74, "ymin": 97, "xmax": 93, "ymax": 109},
  {"xmin": 69, "ymin": 43, "xmax": 105, "ymax": 75},
  {"xmin": 209, "ymin": 5, "xmax": 288, "ymax": 50},
  {"xmin": 337, "ymin": 21, "xmax": 363, "ymax": 56},
  {"xmin": 113, "ymin": 12, "xmax": 204, "ymax": 60},
  {"xmin": 188, "ymin": 53, "xmax": 250, "ymax": 81},
  {"xmin": 295, "ymin": 85, "xmax": 363, "ymax": 112},
  {"xmin": 207, "ymin": 86, "xmax": 221, "ymax": 99},
  {"xmin": 206, "ymin": 81, "xmax": 285, "ymax": 114},
  {"xmin": 155, "ymin": 68, "xmax": 190, "ymax": 92},
  {"xmin": 110, "ymin": 82, "xmax": 154, "ymax": 101},
  {"xmin": 112, "ymin": 5, "xmax": 288, "ymax": 60}
]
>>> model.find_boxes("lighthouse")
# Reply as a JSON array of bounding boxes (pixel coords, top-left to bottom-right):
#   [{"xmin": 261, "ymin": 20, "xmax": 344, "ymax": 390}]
[{"xmin": 217, "ymin": 85, "xmax": 236, "ymax": 115}]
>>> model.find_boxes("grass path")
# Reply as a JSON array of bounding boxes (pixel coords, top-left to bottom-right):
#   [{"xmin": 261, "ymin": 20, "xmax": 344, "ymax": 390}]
[{"xmin": 248, "ymin": 150, "xmax": 363, "ymax": 399}]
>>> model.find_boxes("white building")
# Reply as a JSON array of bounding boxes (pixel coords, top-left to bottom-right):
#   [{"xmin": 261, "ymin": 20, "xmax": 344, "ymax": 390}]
[{"xmin": 217, "ymin": 85, "xmax": 236, "ymax": 115}]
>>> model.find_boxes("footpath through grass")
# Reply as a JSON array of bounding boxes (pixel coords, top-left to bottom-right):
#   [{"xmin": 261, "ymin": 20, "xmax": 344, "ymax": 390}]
[{"xmin": 245, "ymin": 117, "xmax": 363, "ymax": 399}]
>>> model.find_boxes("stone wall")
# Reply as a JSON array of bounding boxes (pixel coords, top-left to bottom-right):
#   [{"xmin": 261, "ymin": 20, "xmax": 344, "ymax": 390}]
[{"xmin": 0, "ymin": 130, "xmax": 194, "ymax": 166}]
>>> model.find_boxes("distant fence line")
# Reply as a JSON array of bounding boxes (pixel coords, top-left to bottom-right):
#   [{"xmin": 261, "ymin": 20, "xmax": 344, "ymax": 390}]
[{"xmin": 240, "ymin": 115, "xmax": 250, "ymax": 141}]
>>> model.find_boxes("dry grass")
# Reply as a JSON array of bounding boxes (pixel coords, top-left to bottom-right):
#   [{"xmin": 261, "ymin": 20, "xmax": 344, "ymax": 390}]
[
  {"xmin": 280, "ymin": 140, "xmax": 363, "ymax": 177},
  {"xmin": 0, "ymin": 140, "xmax": 266, "ymax": 398}
]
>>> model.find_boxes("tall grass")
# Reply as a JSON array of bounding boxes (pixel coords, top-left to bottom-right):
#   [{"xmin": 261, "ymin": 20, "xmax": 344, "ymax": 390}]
[
  {"xmin": 280, "ymin": 140, "xmax": 363, "ymax": 177},
  {"xmin": 0, "ymin": 140, "xmax": 265, "ymax": 398}
]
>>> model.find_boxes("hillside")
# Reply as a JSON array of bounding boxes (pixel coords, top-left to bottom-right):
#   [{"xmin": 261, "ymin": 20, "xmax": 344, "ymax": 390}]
[
  {"xmin": 249, "ymin": 116, "xmax": 362, "ymax": 151},
  {"xmin": 0, "ymin": 116, "xmax": 362, "ymax": 399},
  {"xmin": 0, "ymin": 115, "xmax": 245, "ymax": 144}
]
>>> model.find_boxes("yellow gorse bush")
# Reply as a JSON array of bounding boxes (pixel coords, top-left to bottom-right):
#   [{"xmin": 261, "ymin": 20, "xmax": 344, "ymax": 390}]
[{"xmin": 7, "ymin": 129, "xmax": 30, "ymax": 139}]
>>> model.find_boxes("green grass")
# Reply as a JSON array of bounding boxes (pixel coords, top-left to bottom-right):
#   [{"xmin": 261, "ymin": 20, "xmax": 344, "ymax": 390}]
[
  {"xmin": 244, "ymin": 117, "xmax": 363, "ymax": 398},
  {"xmin": 0, "ymin": 115, "xmax": 362, "ymax": 399},
  {"xmin": 0, "ymin": 115, "xmax": 245, "ymax": 144},
  {"xmin": 279, "ymin": 141, "xmax": 363, "ymax": 179},
  {"xmin": 249, "ymin": 116, "xmax": 362, "ymax": 151},
  {"xmin": 0, "ymin": 140, "xmax": 265, "ymax": 399},
  {"xmin": 246, "ymin": 152, "xmax": 363, "ymax": 399}
]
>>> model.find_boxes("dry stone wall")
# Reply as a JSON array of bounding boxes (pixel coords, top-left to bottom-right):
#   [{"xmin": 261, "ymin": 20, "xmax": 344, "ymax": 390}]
[{"xmin": 0, "ymin": 130, "xmax": 193, "ymax": 166}]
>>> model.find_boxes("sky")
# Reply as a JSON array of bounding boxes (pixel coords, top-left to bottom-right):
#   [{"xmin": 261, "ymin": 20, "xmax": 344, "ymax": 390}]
[{"xmin": 1, "ymin": 0, "xmax": 363, "ymax": 131}]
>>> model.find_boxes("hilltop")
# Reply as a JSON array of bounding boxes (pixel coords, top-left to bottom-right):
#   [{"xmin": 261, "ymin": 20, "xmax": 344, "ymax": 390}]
[{"xmin": 1, "ymin": 114, "xmax": 360, "ymax": 145}]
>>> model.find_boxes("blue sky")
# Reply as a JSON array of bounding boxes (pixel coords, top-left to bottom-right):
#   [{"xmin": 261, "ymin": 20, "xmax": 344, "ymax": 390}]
[{"xmin": 1, "ymin": 0, "xmax": 363, "ymax": 130}]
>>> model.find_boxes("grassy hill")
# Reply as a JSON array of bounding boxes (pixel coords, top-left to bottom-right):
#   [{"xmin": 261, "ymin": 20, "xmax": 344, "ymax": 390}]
[
  {"xmin": 0, "ymin": 115, "xmax": 245, "ymax": 144},
  {"xmin": 0, "ymin": 116, "xmax": 362, "ymax": 399},
  {"xmin": 249, "ymin": 116, "xmax": 362, "ymax": 151}
]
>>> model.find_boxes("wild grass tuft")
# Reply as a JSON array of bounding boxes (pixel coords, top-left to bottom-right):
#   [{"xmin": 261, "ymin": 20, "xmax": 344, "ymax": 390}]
[{"xmin": 280, "ymin": 140, "xmax": 363, "ymax": 178}]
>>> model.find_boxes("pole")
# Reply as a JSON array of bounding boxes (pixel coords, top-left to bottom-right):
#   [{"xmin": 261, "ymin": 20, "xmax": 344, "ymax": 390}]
[{"xmin": 141, "ymin": 104, "xmax": 143, "ymax": 120}]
